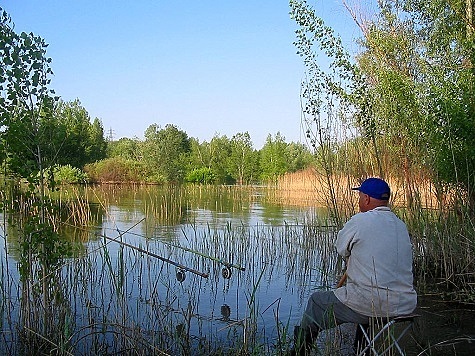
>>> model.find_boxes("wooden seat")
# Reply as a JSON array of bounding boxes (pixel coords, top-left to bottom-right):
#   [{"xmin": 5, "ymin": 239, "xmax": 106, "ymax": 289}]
[{"xmin": 354, "ymin": 314, "xmax": 420, "ymax": 355}]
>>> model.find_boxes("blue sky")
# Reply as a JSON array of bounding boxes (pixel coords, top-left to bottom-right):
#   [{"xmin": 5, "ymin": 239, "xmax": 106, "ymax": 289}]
[{"xmin": 3, "ymin": 1, "xmax": 365, "ymax": 148}]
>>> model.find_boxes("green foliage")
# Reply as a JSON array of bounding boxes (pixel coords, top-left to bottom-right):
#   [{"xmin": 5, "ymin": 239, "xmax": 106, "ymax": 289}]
[
  {"xmin": 286, "ymin": 141, "xmax": 314, "ymax": 172},
  {"xmin": 48, "ymin": 99, "xmax": 107, "ymax": 168},
  {"xmin": 290, "ymin": 0, "xmax": 475, "ymax": 196},
  {"xmin": 186, "ymin": 135, "xmax": 241, "ymax": 184},
  {"xmin": 185, "ymin": 167, "xmax": 217, "ymax": 184},
  {"xmin": 142, "ymin": 124, "xmax": 191, "ymax": 182},
  {"xmin": 84, "ymin": 157, "xmax": 154, "ymax": 183},
  {"xmin": 228, "ymin": 132, "xmax": 259, "ymax": 185},
  {"xmin": 188, "ymin": 137, "xmax": 209, "ymax": 168},
  {"xmin": 290, "ymin": 0, "xmax": 367, "ymax": 223},
  {"xmin": 258, "ymin": 134, "xmax": 314, "ymax": 182},
  {"xmin": 355, "ymin": 0, "xmax": 475, "ymax": 196},
  {"xmin": 259, "ymin": 133, "xmax": 289, "ymax": 182},
  {"xmin": 107, "ymin": 137, "xmax": 143, "ymax": 160},
  {"xmin": 0, "ymin": 8, "xmax": 57, "ymax": 177},
  {"xmin": 50, "ymin": 164, "xmax": 89, "ymax": 184},
  {"xmin": 208, "ymin": 134, "xmax": 234, "ymax": 184}
]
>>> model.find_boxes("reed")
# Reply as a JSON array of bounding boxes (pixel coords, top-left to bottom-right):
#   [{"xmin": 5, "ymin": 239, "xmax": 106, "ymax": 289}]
[
  {"xmin": 1, "ymin": 183, "xmax": 472, "ymax": 354},
  {"xmin": 1, "ymin": 188, "xmax": 326, "ymax": 354},
  {"xmin": 276, "ymin": 144, "xmax": 475, "ymax": 303}
]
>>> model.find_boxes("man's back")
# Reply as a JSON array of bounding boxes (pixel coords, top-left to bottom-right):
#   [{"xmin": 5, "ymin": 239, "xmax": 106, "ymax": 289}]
[{"xmin": 334, "ymin": 206, "xmax": 417, "ymax": 316}]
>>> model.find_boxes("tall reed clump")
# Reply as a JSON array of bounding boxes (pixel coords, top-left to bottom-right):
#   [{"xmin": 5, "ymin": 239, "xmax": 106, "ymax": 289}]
[
  {"xmin": 277, "ymin": 137, "xmax": 475, "ymax": 302},
  {"xmin": 289, "ymin": 0, "xmax": 475, "ymax": 302},
  {"xmin": 0, "ymin": 177, "xmax": 76, "ymax": 354}
]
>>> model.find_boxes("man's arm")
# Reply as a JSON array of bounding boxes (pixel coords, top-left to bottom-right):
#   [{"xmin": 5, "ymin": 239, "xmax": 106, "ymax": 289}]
[
  {"xmin": 336, "ymin": 257, "xmax": 349, "ymax": 288},
  {"xmin": 336, "ymin": 272, "xmax": 347, "ymax": 288}
]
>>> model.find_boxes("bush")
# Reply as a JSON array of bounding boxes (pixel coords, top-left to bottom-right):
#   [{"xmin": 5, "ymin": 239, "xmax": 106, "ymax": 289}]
[
  {"xmin": 144, "ymin": 173, "xmax": 166, "ymax": 185},
  {"xmin": 84, "ymin": 157, "xmax": 148, "ymax": 183},
  {"xmin": 51, "ymin": 165, "xmax": 89, "ymax": 184},
  {"xmin": 185, "ymin": 168, "xmax": 216, "ymax": 184}
]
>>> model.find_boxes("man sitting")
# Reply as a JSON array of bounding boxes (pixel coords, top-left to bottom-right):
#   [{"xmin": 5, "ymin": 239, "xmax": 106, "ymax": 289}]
[{"xmin": 293, "ymin": 177, "xmax": 417, "ymax": 355}]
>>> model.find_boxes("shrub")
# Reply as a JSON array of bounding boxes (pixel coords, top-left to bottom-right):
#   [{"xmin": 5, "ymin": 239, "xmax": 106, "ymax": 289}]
[
  {"xmin": 185, "ymin": 168, "xmax": 216, "ymax": 184},
  {"xmin": 84, "ymin": 157, "xmax": 148, "ymax": 183},
  {"xmin": 144, "ymin": 173, "xmax": 166, "ymax": 185},
  {"xmin": 51, "ymin": 164, "xmax": 89, "ymax": 184}
]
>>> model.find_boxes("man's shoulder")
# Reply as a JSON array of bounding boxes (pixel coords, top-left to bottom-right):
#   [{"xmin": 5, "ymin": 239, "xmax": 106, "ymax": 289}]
[
  {"xmin": 351, "ymin": 211, "xmax": 375, "ymax": 220},
  {"xmin": 349, "ymin": 207, "xmax": 402, "ymax": 224},
  {"xmin": 364, "ymin": 206, "xmax": 394, "ymax": 218}
]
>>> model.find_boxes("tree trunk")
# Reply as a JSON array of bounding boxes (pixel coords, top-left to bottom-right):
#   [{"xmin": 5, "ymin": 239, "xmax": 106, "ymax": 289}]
[{"xmin": 467, "ymin": 0, "xmax": 474, "ymax": 38}]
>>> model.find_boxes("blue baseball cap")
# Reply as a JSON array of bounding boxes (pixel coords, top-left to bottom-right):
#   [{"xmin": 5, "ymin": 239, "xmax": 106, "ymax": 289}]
[{"xmin": 352, "ymin": 178, "xmax": 390, "ymax": 200}]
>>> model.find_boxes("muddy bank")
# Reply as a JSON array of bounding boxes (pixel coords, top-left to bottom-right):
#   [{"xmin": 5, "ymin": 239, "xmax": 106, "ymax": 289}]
[
  {"xmin": 312, "ymin": 295, "xmax": 475, "ymax": 355},
  {"xmin": 404, "ymin": 295, "xmax": 475, "ymax": 355}
]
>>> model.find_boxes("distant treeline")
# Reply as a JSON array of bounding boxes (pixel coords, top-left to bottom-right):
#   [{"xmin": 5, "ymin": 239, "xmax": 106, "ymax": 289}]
[
  {"xmin": 0, "ymin": 7, "xmax": 314, "ymax": 186},
  {"xmin": 97, "ymin": 124, "xmax": 314, "ymax": 184},
  {"xmin": 2, "ymin": 97, "xmax": 315, "ymax": 185}
]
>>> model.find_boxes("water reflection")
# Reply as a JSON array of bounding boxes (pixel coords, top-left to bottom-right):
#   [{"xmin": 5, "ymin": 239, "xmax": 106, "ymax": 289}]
[
  {"xmin": 1, "ymin": 185, "xmax": 473, "ymax": 354},
  {"xmin": 78, "ymin": 185, "xmax": 338, "ymax": 354}
]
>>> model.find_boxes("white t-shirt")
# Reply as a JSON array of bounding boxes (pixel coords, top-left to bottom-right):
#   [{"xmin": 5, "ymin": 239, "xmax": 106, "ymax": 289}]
[{"xmin": 333, "ymin": 206, "xmax": 417, "ymax": 317}]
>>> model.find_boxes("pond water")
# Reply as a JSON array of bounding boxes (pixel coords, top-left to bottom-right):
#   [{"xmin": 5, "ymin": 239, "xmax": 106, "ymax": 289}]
[
  {"xmin": 82, "ymin": 185, "xmax": 334, "ymax": 353},
  {"xmin": 1, "ymin": 185, "xmax": 474, "ymax": 355}
]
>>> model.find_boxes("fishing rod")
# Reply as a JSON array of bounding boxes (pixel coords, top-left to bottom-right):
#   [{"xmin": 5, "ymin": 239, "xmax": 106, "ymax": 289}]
[
  {"xmin": 94, "ymin": 221, "xmax": 209, "ymax": 279},
  {"xmin": 116, "ymin": 229, "xmax": 246, "ymax": 276},
  {"xmin": 31, "ymin": 218, "xmax": 147, "ymax": 287}
]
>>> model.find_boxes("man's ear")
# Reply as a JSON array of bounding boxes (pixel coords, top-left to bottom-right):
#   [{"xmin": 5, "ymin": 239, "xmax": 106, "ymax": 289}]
[{"xmin": 364, "ymin": 194, "xmax": 371, "ymax": 206}]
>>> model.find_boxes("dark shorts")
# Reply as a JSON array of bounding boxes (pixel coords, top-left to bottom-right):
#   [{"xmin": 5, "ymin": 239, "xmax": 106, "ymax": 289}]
[{"xmin": 301, "ymin": 290, "xmax": 369, "ymax": 334}]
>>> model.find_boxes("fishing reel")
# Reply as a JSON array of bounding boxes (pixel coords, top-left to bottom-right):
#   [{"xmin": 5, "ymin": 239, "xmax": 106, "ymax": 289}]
[
  {"xmin": 176, "ymin": 269, "xmax": 186, "ymax": 282},
  {"xmin": 221, "ymin": 266, "xmax": 232, "ymax": 279}
]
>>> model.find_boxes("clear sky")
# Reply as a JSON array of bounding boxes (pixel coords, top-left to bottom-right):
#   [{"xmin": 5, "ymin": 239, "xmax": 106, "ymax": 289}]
[{"xmin": 2, "ymin": 1, "xmax": 365, "ymax": 149}]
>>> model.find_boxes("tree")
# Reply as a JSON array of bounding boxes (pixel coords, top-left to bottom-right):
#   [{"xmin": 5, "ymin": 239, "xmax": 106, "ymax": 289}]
[
  {"xmin": 143, "ymin": 124, "xmax": 191, "ymax": 182},
  {"xmin": 0, "ymin": 9, "xmax": 57, "ymax": 177},
  {"xmin": 107, "ymin": 137, "xmax": 143, "ymax": 161},
  {"xmin": 209, "ymin": 134, "xmax": 234, "ymax": 184},
  {"xmin": 291, "ymin": 0, "xmax": 475, "ymax": 206},
  {"xmin": 186, "ymin": 134, "xmax": 236, "ymax": 184},
  {"xmin": 259, "ymin": 132, "xmax": 289, "ymax": 182},
  {"xmin": 88, "ymin": 117, "xmax": 107, "ymax": 162},
  {"xmin": 352, "ymin": 0, "xmax": 475, "ymax": 202},
  {"xmin": 228, "ymin": 132, "xmax": 258, "ymax": 185},
  {"xmin": 286, "ymin": 141, "xmax": 314, "ymax": 172},
  {"xmin": 290, "ymin": 0, "xmax": 363, "ymax": 224},
  {"xmin": 406, "ymin": 0, "xmax": 475, "ymax": 195},
  {"xmin": 188, "ymin": 137, "xmax": 209, "ymax": 169},
  {"xmin": 47, "ymin": 99, "xmax": 107, "ymax": 168}
]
